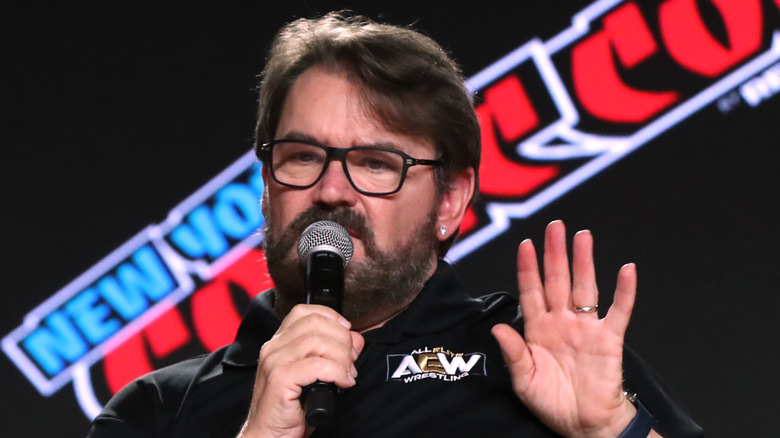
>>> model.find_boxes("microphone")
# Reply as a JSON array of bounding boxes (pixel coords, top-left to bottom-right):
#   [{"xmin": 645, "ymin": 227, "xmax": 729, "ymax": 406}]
[{"xmin": 297, "ymin": 220, "xmax": 354, "ymax": 427}]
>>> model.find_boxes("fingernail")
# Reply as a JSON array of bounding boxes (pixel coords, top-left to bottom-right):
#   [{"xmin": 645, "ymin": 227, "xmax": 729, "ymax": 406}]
[
  {"xmin": 338, "ymin": 317, "xmax": 351, "ymax": 329},
  {"xmin": 350, "ymin": 364, "xmax": 358, "ymax": 378},
  {"xmin": 351, "ymin": 346, "xmax": 358, "ymax": 360}
]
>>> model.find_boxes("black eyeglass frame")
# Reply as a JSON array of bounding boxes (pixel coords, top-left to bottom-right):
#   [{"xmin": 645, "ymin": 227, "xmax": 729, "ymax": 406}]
[{"xmin": 257, "ymin": 139, "xmax": 444, "ymax": 196}]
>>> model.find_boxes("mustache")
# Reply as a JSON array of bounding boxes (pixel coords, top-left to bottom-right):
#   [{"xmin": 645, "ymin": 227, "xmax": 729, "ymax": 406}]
[{"xmin": 268, "ymin": 206, "xmax": 377, "ymax": 255}]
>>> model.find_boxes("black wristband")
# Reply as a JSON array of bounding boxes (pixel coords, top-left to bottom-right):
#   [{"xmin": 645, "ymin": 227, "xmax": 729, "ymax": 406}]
[{"xmin": 617, "ymin": 393, "xmax": 655, "ymax": 438}]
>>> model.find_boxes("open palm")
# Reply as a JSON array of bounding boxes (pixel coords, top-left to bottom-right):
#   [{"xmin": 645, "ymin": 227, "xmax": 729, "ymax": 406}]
[{"xmin": 492, "ymin": 221, "xmax": 639, "ymax": 437}]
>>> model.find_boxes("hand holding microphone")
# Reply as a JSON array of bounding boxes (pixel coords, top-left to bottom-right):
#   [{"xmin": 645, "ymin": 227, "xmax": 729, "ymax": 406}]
[
  {"xmin": 297, "ymin": 221, "xmax": 354, "ymax": 427},
  {"xmin": 242, "ymin": 221, "xmax": 359, "ymax": 437}
]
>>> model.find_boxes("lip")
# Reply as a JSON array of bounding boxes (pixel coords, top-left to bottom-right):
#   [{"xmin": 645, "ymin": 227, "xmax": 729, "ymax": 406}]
[
  {"xmin": 348, "ymin": 230, "xmax": 359, "ymax": 239},
  {"xmin": 343, "ymin": 227, "xmax": 360, "ymax": 240}
]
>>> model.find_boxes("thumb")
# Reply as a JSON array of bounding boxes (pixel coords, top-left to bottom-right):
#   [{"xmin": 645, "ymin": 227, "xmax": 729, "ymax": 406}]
[{"xmin": 491, "ymin": 324, "xmax": 535, "ymax": 393}]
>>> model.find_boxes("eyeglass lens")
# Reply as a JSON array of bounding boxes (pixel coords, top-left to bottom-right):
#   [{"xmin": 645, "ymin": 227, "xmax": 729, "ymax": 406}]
[{"xmin": 271, "ymin": 141, "xmax": 405, "ymax": 194}]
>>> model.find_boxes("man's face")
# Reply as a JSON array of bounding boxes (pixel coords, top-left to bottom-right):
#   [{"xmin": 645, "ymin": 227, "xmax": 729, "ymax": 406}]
[{"xmin": 261, "ymin": 66, "xmax": 444, "ymax": 329}]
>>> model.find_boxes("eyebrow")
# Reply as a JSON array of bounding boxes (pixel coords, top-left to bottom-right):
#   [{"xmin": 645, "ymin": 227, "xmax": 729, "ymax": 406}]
[
  {"xmin": 278, "ymin": 130, "xmax": 404, "ymax": 152},
  {"xmin": 277, "ymin": 130, "xmax": 318, "ymax": 144}
]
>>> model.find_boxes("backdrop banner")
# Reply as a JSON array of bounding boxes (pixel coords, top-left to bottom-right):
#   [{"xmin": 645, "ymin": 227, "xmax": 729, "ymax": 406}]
[{"xmin": 3, "ymin": 1, "xmax": 779, "ymax": 436}]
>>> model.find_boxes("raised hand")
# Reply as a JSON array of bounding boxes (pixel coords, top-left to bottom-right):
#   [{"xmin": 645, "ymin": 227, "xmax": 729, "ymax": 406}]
[
  {"xmin": 239, "ymin": 304, "xmax": 364, "ymax": 438},
  {"xmin": 491, "ymin": 220, "xmax": 643, "ymax": 438}
]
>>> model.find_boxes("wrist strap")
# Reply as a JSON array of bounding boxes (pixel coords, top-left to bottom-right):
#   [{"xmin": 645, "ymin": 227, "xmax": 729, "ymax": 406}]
[{"xmin": 617, "ymin": 393, "xmax": 655, "ymax": 438}]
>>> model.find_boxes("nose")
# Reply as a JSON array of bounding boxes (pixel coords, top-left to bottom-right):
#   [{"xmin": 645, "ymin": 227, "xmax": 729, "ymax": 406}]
[{"xmin": 312, "ymin": 160, "xmax": 358, "ymax": 208}]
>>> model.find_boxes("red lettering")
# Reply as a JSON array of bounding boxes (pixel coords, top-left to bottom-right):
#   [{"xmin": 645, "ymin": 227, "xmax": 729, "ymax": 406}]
[
  {"xmin": 572, "ymin": 2, "xmax": 680, "ymax": 122},
  {"xmin": 459, "ymin": 207, "xmax": 478, "ymax": 235},
  {"xmin": 103, "ymin": 307, "xmax": 190, "ymax": 394},
  {"xmin": 191, "ymin": 282, "xmax": 245, "ymax": 351},
  {"xmin": 144, "ymin": 308, "xmax": 191, "ymax": 358},
  {"xmin": 192, "ymin": 248, "xmax": 271, "ymax": 351},
  {"xmin": 216, "ymin": 248, "xmax": 272, "ymax": 299},
  {"xmin": 103, "ymin": 248, "xmax": 272, "ymax": 394},
  {"xmin": 475, "ymin": 75, "xmax": 559, "ymax": 198},
  {"xmin": 103, "ymin": 333, "xmax": 152, "ymax": 395},
  {"xmin": 660, "ymin": 0, "xmax": 763, "ymax": 77}
]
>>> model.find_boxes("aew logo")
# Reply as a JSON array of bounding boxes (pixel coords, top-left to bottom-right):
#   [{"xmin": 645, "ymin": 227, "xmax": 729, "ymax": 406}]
[{"xmin": 387, "ymin": 347, "xmax": 487, "ymax": 383}]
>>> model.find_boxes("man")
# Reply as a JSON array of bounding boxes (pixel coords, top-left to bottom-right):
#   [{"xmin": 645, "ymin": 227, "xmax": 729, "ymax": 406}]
[{"xmin": 88, "ymin": 12, "xmax": 701, "ymax": 438}]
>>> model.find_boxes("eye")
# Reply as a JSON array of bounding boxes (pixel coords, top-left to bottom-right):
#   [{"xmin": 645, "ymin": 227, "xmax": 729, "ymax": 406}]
[
  {"xmin": 276, "ymin": 143, "xmax": 325, "ymax": 167},
  {"xmin": 290, "ymin": 150, "xmax": 320, "ymax": 163},
  {"xmin": 364, "ymin": 157, "xmax": 392, "ymax": 171},
  {"xmin": 351, "ymin": 149, "xmax": 403, "ymax": 174}
]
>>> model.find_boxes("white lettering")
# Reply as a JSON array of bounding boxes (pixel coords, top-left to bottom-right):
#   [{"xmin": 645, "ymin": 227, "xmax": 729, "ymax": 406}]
[
  {"xmin": 402, "ymin": 371, "xmax": 470, "ymax": 383},
  {"xmin": 437, "ymin": 353, "xmax": 482, "ymax": 374},
  {"xmin": 391, "ymin": 355, "xmax": 423, "ymax": 378},
  {"xmin": 740, "ymin": 63, "xmax": 780, "ymax": 107}
]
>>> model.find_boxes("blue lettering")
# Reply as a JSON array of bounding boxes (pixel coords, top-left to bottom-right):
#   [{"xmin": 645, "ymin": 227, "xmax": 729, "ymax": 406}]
[
  {"xmin": 64, "ymin": 289, "xmax": 120, "ymax": 345},
  {"xmin": 170, "ymin": 205, "xmax": 228, "ymax": 258},
  {"xmin": 97, "ymin": 276, "xmax": 148, "ymax": 320},
  {"xmin": 20, "ymin": 245, "xmax": 173, "ymax": 377},
  {"xmin": 213, "ymin": 183, "xmax": 262, "ymax": 239},
  {"xmin": 116, "ymin": 245, "xmax": 175, "ymax": 301},
  {"xmin": 22, "ymin": 312, "xmax": 88, "ymax": 376},
  {"xmin": 248, "ymin": 164, "xmax": 265, "ymax": 195}
]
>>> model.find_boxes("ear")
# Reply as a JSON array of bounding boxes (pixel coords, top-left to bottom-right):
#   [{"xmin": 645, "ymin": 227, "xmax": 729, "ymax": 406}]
[
  {"xmin": 260, "ymin": 163, "xmax": 273, "ymax": 218},
  {"xmin": 436, "ymin": 167, "xmax": 476, "ymax": 242},
  {"xmin": 261, "ymin": 161, "xmax": 271, "ymax": 184}
]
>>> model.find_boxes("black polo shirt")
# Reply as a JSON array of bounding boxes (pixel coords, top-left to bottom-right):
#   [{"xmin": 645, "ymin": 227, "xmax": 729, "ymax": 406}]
[{"xmin": 87, "ymin": 261, "xmax": 702, "ymax": 437}]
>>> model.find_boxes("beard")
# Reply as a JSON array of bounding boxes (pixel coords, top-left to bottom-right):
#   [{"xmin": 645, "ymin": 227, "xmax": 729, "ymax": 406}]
[{"xmin": 262, "ymin": 200, "xmax": 439, "ymax": 330}]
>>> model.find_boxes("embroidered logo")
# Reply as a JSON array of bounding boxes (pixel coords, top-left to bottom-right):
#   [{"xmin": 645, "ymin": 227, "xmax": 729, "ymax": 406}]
[{"xmin": 386, "ymin": 346, "xmax": 487, "ymax": 383}]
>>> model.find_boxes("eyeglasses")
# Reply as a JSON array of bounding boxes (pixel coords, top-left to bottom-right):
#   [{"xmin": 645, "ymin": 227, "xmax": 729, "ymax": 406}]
[{"xmin": 258, "ymin": 139, "xmax": 443, "ymax": 196}]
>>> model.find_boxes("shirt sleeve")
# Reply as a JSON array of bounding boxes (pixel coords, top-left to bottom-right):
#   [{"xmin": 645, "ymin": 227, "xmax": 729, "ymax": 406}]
[
  {"xmin": 508, "ymin": 315, "xmax": 703, "ymax": 437},
  {"xmin": 623, "ymin": 346, "xmax": 704, "ymax": 438},
  {"xmin": 86, "ymin": 378, "xmax": 161, "ymax": 438},
  {"xmin": 85, "ymin": 356, "xmax": 207, "ymax": 438}
]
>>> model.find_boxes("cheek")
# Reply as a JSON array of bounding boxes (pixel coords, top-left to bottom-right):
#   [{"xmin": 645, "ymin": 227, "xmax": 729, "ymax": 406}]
[
  {"xmin": 367, "ymin": 197, "xmax": 435, "ymax": 250},
  {"xmin": 266, "ymin": 186, "xmax": 307, "ymax": 230}
]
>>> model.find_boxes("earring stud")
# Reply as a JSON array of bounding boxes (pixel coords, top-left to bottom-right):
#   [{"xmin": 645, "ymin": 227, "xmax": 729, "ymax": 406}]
[{"xmin": 440, "ymin": 225, "xmax": 447, "ymax": 236}]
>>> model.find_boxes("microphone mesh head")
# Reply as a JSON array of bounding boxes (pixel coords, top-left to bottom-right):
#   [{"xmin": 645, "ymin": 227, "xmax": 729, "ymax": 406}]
[{"xmin": 297, "ymin": 220, "xmax": 354, "ymax": 265}]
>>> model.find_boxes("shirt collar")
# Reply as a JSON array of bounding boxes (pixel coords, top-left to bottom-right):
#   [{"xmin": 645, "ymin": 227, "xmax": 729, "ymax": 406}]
[
  {"xmin": 222, "ymin": 291, "xmax": 280, "ymax": 367},
  {"xmin": 222, "ymin": 260, "xmax": 499, "ymax": 366},
  {"xmin": 361, "ymin": 260, "xmax": 488, "ymax": 344}
]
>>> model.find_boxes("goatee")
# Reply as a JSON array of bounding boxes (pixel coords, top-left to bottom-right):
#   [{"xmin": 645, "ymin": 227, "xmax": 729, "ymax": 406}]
[{"xmin": 263, "ymin": 204, "xmax": 438, "ymax": 330}]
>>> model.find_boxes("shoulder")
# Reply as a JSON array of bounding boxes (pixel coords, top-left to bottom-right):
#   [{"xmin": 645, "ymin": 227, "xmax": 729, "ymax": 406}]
[
  {"xmin": 97, "ymin": 353, "xmax": 214, "ymax": 416},
  {"xmin": 473, "ymin": 290, "xmax": 521, "ymax": 324},
  {"xmin": 88, "ymin": 349, "xmax": 228, "ymax": 437}
]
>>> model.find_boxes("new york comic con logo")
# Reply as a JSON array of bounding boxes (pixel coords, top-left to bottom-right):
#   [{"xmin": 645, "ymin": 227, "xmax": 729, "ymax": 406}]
[
  {"xmin": 387, "ymin": 347, "xmax": 487, "ymax": 383},
  {"xmin": 3, "ymin": 0, "xmax": 780, "ymax": 419}
]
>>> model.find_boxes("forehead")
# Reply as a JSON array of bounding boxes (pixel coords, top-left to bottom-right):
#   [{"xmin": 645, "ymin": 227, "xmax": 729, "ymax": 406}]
[{"xmin": 276, "ymin": 66, "xmax": 435, "ymax": 157}]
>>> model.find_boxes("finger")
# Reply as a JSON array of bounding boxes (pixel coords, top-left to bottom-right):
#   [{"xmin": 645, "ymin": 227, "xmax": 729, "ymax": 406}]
[
  {"xmin": 517, "ymin": 238, "xmax": 547, "ymax": 320},
  {"xmin": 605, "ymin": 263, "xmax": 637, "ymax": 334},
  {"xmin": 491, "ymin": 324, "xmax": 534, "ymax": 395},
  {"xmin": 281, "ymin": 304, "xmax": 351, "ymax": 331},
  {"xmin": 268, "ymin": 356, "xmax": 357, "ymax": 393},
  {"xmin": 571, "ymin": 229, "xmax": 599, "ymax": 316},
  {"xmin": 351, "ymin": 331, "xmax": 365, "ymax": 358},
  {"xmin": 263, "ymin": 330, "xmax": 357, "ymax": 377},
  {"xmin": 543, "ymin": 220, "xmax": 572, "ymax": 311},
  {"xmin": 285, "ymin": 312, "xmax": 355, "ymax": 350},
  {"xmin": 263, "ymin": 313, "xmax": 357, "ymax": 372}
]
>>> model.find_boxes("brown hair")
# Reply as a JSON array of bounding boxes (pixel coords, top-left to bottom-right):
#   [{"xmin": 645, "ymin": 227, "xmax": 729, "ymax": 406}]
[{"xmin": 255, "ymin": 11, "xmax": 481, "ymax": 257}]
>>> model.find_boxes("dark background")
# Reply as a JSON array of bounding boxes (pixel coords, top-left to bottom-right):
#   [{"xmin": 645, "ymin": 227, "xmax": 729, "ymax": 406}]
[{"xmin": 2, "ymin": 1, "xmax": 778, "ymax": 436}]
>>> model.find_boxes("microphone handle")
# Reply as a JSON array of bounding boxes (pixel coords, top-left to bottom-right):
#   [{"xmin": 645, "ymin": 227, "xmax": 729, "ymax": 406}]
[{"xmin": 302, "ymin": 250, "xmax": 344, "ymax": 427}]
